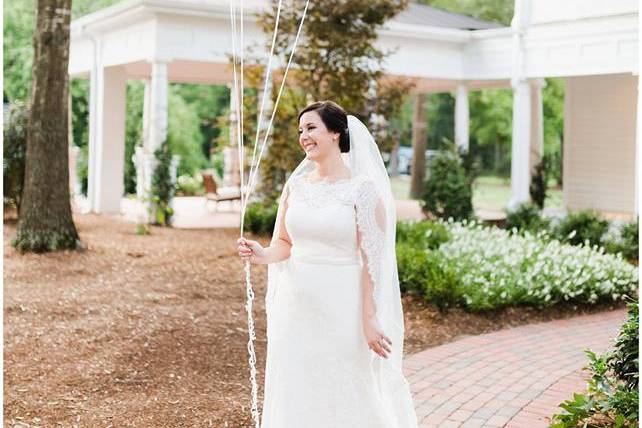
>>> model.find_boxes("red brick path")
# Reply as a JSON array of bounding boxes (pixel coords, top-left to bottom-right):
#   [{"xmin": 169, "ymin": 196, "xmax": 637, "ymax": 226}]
[{"xmin": 403, "ymin": 309, "xmax": 627, "ymax": 427}]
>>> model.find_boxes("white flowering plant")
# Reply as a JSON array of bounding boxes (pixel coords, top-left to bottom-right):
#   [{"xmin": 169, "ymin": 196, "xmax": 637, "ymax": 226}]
[{"xmin": 434, "ymin": 219, "xmax": 638, "ymax": 312}]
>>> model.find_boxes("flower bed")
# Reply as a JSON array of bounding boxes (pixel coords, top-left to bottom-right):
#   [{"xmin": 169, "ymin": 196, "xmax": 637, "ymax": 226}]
[{"xmin": 396, "ymin": 219, "xmax": 639, "ymax": 312}]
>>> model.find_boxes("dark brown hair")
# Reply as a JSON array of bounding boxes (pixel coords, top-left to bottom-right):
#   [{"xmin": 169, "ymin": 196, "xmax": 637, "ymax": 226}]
[{"xmin": 298, "ymin": 100, "xmax": 350, "ymax": 153}]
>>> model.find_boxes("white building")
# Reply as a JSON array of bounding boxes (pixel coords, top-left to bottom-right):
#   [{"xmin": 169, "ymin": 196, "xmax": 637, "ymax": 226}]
[{"xmin": 69, "ymin": 0, "xmax": 639, "ymax": 218}]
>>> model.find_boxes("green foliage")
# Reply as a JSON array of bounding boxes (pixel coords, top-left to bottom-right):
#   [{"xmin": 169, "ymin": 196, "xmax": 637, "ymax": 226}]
[
  {"xmin": 70, "ymin": 79, "xmax": 89, "ymax": 194},
  {"xmin": 505, "ymin": 202, "xmax": 550, "ymax": 234},
  {"xmin": 172, "ymin": 83, "xmax": 230, "ymax": 161},
  {"xmin": 469, "ymin": 88, "xmax": 513, "ymax": 176},
  {"xmin": 396, "ymin": 243, "xmax": 430, "ymax": 294},
  {"xmin": 543, "ymin": 77, "xmax": 565, "ymax": 186},
  {"xmin": 604, "ymin": 218, "xmax": 639, "ymax": 262},
  {"xmin": 124, "ymin": 82, "xmax": 144, "ymax": 194},
  {"xmin": 551, "ymin": 299, "xmax": 639, "ymax": 428},
  {"xmin": 210, "ymin": 149, "xmax": 225, "ymax": 181},
  {"xmin": 554, "ymin": 209, "xmax": 609, "ymax": 248},
  {"xmin": 150, "ymin": 140, "xmax": 175, "ymax": 227},
  {"xmin": 6, "ymin": 0, "xmax": 221, "ymax": 197},
  {"xmin": 439, "ymin": 219, "xmax": 638, "ymax": 312},
  {"xmin": 4, "ymin": 0, "xmax": 120, "ymax": 103},
  {"xmin": 396, "ymin": 217, "xmax": 638, "ymax": 313},
  {"xmin": 3, "ymin": 101, "xmax": 29, "ymax": 213},
  {"xmin": 3, "ymin": 0, "xmax": 36, "ymax": 102},
  {"xmin": 421, "ymin": 253, "xmax": 462, "ymax": 314},
  {"xmin": 256, "ymin": 0, "xmax": 412, "ymax": 204},
  {"xmin": 396, "ymin": 220, "xmax": 451, "ymax": 249},
  {"xmin": 529, "ymin": 154, "xmax": 549, "ymax": 209},
  {"xmin": 457, "ymin": 143, "xmax": 482, "ymax": 184},
  {"xmin": 420, "ymin": 142, "xmax": 474, "ymax": 221},
  {"xmin": 396, "ymin": 242, "xmax": 461, "ymax": 313},
  {"xmin": 135, "ymin": 223, "xmax": 150, "ymax": 236},
  {"xmin": 167, "ymin": 87, "xmax": 210, "ymax": 177},
  {"xmin": 243, "ymin": 202, "xmax": 278, "ymax": 236},
  {"xmin": 176, "ymin": 174, "xmax": 204, "ymax": 196},
  {"xmin": 426, "ymin": 93, "xmax": 454, "ymax": 150},
  {"xmin": 607, "ymin": 299, "xmax": 639, "ymax": 392},
  {"xmin": 416, "ymin": 0, "xmax": 513, "ymax": 25}
]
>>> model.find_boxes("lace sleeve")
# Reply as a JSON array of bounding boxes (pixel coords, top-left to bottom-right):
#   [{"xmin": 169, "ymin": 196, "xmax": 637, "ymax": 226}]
[{"xmin": 355, "ymin": 178, "xmax": 387, "ymax": 310}]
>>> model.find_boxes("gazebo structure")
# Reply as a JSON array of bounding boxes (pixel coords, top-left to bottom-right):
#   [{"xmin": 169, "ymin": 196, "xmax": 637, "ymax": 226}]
[{"xmin": 69, "ymin": 0, "xmax": 639, "ymax": 218}]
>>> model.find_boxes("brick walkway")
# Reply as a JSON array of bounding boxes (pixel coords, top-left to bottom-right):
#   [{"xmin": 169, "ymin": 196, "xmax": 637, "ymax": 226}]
[{"xmin": 403, "ymin": 308, "xmax": 627, "ymax": 428}]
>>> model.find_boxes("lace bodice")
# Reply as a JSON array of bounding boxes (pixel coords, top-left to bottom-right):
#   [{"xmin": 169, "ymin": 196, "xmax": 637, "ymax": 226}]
[{"xmin": 284, "ymin": 173, "xmax": 386, "ymax": 302}]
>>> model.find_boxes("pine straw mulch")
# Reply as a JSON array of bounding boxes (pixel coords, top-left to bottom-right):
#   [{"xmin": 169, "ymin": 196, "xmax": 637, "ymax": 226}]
[{"xmin": 3, "ymin": 213, "xmax": 626, "ymax": 427}]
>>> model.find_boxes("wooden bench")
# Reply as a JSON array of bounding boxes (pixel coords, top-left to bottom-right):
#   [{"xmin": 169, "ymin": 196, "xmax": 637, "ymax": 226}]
[{"xmin": 201, "ymin": 173, "xmax": 242, "ymax": 212}]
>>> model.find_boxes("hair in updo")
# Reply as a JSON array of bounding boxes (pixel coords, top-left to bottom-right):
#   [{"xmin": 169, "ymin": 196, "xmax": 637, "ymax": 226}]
[{"xmin": 298, "ymin": 100, "xmax": 350, "ymax": 153}]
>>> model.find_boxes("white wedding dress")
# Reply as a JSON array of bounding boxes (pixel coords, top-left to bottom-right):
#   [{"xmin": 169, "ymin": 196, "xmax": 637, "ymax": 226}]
[{"xmin": 260, "ymin": 173, "xmax": 418, "ymax": 428}]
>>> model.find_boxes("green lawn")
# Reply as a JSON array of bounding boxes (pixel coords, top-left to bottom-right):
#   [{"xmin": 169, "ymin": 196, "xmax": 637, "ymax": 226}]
[{"xmin": 390, "ymin": 174, "xmax": 563, "ymax": 212}]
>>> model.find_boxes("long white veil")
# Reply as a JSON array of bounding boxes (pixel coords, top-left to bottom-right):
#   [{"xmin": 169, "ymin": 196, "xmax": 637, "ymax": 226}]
[{"xmin": 264, "ymin": 114, "xmax": 416, "ymax": 427}]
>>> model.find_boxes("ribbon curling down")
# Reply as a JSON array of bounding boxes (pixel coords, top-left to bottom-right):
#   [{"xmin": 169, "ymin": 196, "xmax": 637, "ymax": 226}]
[{"xmin": 229, "ymin": 1, "xmax": 311, "ymax": 426}]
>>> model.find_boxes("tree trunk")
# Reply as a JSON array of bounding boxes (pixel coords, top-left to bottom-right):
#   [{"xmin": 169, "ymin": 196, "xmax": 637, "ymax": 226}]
[
  {"xmin": 14, "ymin": 0, "xmax": 79, "ymax": 252},
  {"xmin": 410, "ymin": 93, "xmax": 428, "ymax": 199}
]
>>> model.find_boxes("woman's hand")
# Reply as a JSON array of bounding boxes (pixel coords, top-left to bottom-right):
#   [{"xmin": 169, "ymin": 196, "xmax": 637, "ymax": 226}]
[
  {"xmin": 363, "ymin": 315, "xmax": 392, "ymax": 359},
  {"xmin": 237, "ymin": 237, "xmax": 266, "ymax": 264}
]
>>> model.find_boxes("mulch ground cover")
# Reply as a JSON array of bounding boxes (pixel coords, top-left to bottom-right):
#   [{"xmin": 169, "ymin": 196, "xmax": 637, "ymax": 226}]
[{"xmin": 3, "ymin": 212, "xmax": 625, "ymax": 427}]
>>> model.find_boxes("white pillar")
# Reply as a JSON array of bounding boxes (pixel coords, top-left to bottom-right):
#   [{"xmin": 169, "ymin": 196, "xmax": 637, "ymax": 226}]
[
  {"xmin": 455, "ymin": 83, "xmax": 469, "ymax": 152},
  {"xmin": 88, "ymin": 64, "xmax": 127, "ymax": 214},
  {"xmin": 224, "ymin": 82, "xmax": 241, "ymax": 187},
  {"xmin": 142, "ymin": 78, "xmax": 152, "ymax": 150},
  {"xmin": 132, "ymin": 60, "xmax": 175, "ymax": 224},
  {"xmin": 508, "ymin": 79, "xmax": 532, "ymax": 210},
  {"xmin": 507, "ymin": 0, "xmax": 532, "ymax": 211},
  {"xmin": 87, "ymin": 39, "xmax": 101, "ymax": 212},
  {"xmin": 148, "ymin": 60, "xmax": 169, "ymax": 152},
  {"xmin": 633, "ymin": 74, "xmax": 642, "ymax": 219}
]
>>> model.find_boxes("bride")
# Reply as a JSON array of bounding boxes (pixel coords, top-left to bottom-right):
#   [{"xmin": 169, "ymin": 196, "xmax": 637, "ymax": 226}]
[{"xmin": 237, "ymin": 100, "xmax": 418, "ymax": 427}]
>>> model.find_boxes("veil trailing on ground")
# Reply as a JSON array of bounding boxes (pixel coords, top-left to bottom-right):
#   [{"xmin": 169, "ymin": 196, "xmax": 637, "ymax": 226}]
[{"xmin": 266, "ymin": 115, "xmax": 415, "ymax": 427}]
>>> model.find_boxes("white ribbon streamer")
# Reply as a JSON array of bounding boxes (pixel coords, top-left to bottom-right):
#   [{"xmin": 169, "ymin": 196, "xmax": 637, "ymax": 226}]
[{"xmin": 230, "ymin": 1, "xmax": 311, "ymax": 426}]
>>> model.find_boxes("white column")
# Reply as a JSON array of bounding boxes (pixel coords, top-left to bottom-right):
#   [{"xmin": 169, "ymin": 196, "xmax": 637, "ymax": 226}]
[
  {"xmin": 88, "ymin": 64, "xmax": 127, "ymax": 214},
  {"xmin": 507, "ymin": 0, "xmax": 532, "ymax": 211},
  {"xmin": 633, "ymin": 74, "xmax": 642, "ymax": 219},
  {"xmin": 132, "ymin": 60, "xmax": 173, "ymax": 223},
  {"xmin": 508, "ymin": 79, "xmax": 532, "ymax": 210},
  {"xmin": 529, "ymin": 78, "xmax": 546, "ymax": 173},
  {"xmin": 142, "ymin": 78, "xmax": 152, "ymax": 150},
  {"xmin": 455, "ymin": 83, "xmax": 469, "ymax": 152},
  {"xmin": 87, "ymin": 39, "xmax": 101, "ymax": 212},
  {"xmin": 224, "ymin": 82, "xmax": 241, "ymax": 187},
  {"xmin": 148, "ymin": 60, "xmax": 169, "ymax": 152}
]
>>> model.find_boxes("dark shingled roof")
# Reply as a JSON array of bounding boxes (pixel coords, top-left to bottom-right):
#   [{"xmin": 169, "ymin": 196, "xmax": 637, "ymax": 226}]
[{"xmin": 393, "ymin": 3, "xmax": 504, "ymax": 30}]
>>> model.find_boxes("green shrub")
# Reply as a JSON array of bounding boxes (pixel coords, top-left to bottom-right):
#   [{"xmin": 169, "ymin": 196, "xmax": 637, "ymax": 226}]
[
  {"xmin": 420, "ymin": 141, "xmax": 474, "ymax": 221},
  {"xmin": 176, "ymin": 173, "xmax": 204, "ymax": 196},
  {"xmin": 3, "ymin": 101, "xmax": 29, "ymax": 213},
  {"xmin": 396, "ymin": 243, "xmax": 462, "ymax": 313},
  {"xmin": 421, "ymin": 253, "xmax": 462, "ymax": 314},
  {"xmin": 551, "ymin": 299, "xmax": 639, "ymax": 428},
  {"xmin": 439, "ymin": 219, "xmax": 638, "ymax": 312},
  {"xmin": 554, "ymin": 209, "xmax": 609, "ymax": 247},
  {"xmin": 396, "ymin": 220, "xmax": 451, "ymax": 250},
  {"xmin": 396, "ymin": 243, "xmax": 431, "ymax": 295},
  {"xmin": 505, "ymin": 202, "xmax": 550, "ymax": 234},
  {"xmin": 243, "ymin": 202, "xmax": 278, "ymax": 235},
  {"xmin": 529, "ymin": 155, "xmax": 549, "ymax": 209},
  {"xmin": 150, "ymin": 140, "xmax": 175, "ymax": 226},
  {"xmin": 604, "ymin": 218, "xmax": 639, "ymax": 262},
  {"xmin": 608, "ymin": 298, "xmax": 639, "ymax": 392},
  {"xmin": 210, "ymin": 150, "xmax": 225, "ymax": 181}
]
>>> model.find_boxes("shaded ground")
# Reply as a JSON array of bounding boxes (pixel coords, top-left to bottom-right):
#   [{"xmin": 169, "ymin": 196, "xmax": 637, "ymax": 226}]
[{"xmin": 3, "ymin": 213, "xmax": 625, "ymax": 427}]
